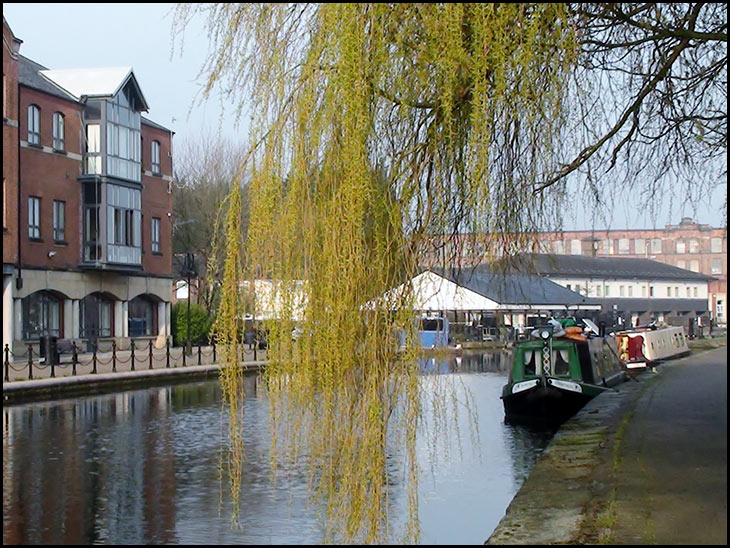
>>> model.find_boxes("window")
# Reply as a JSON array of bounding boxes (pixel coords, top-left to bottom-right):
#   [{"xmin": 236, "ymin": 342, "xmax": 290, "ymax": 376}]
[
  {"xmin": 106, "ymin": 184, "xmax": 142, "ymax": 264},
  {"xmin": 688, "ymin": 239, "xmax": 700, "ymax": 253},
  {"xmin": 675, "ymin": 287, "xmax": 679, "ymax": 297},
  {"xmin": 570, "ymin": 239, "xmax": 582, "ymax": 255},
  {"xmin": 53, "ymin": 200, "xmax": 65, "ymax": 241},
  {"xmin": 649, "ymin": 286, "xmax": 654, "ymax": 297},
  {"xmin": 85, "ymin": 123, "xmax": 102, "ymax": 174},
  {"xmin": 711, "ymin": 237, "xmax": 723, "ymax": 253},
  {"xmin": 667, "ymin": 287, "xmax": 672, "ymax": 297},
  {"xmin": 602, "ymin": 239, "xmax": 613, "ymax": 254},
  {"xmin": 22, "ymin": 291, "xmax": 61, "ymax": 340},
  {"xmin": 604, "ymin": 285, "xmax": 610, "ymax": 297},
  {"xmin": 711, "ymin": 258, "xmax": 723, "ymax": 275},
  {"xmin": 128, "ymin": 295, "xmax": 157, "ymax": 337},
  {"xmin": 106, "ymin": 88, "xmax": 142, "ymax": 182},
  {"xmin": 52, "ymin": 112, "xmax": 65, "ymax": 151},
  {"xmin": 694, "ymin": 287, "xmax": 698, "ymax": 298},
  {"xmin": 676, "ymin": 240, "xmax": 686, "ymax": 254},
  {"xmin": 619, "ymin": 285, "xmax": 624, "ymax": 297},
  {"xmin": 27, "ymin": 104, "xmax": 40, "ymax": 145},
  {"xmin": 618, "ymin": 238, "xmax": 630, "ymax": 254},
  {"xmin": 152, "ymin": 217, "xmax": 161, "ymax": 253},
  {"xmin": 28, "ymin": 196, "xmax": 40, "ymax": 239},
  {"xmin": 650, "ymin": 238, "xmax": 662, "ymax": 254},
  {"xmin": 151, "ymin": 140, "xmax": 161, "ymax": 173},
  {"xmin": 677, "ymin": 260, "xmax": 686, "ymax": 269},
  {"xmin": 634, "ymin": 239, "xmax": 646, "ymax": 255},
  {"xmin": 80, "ymin": 293, "xmax": 113, "ymax": 338},
  {"xmin": 689, "ymin": 260, "xmax": 699, "ymax": 272},
  {"xmin": 628, "ymin": 286, "xmax": 633, "ymax": 297}
]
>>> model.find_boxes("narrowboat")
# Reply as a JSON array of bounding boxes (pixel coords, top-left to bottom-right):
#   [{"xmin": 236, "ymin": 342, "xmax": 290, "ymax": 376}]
[
  {"xmin": 418, "ymin": 315, "xmax": 450, "ymax": 348},
  {"xmin": 501, "ymin": 322, "xmax": 628, "ymax": 425},
  {"xmin": 616, "ymin": 325, "xmax": 690, "ymax": 369}
]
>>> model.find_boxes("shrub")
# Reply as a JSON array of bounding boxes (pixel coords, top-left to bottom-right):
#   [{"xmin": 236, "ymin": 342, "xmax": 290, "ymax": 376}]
[{"xmin": 172, "ymin": 301, "xmax": 213, "ymax": 346}]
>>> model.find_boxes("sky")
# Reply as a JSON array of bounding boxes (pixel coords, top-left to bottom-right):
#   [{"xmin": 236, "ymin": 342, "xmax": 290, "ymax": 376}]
[{"xmin": 4, "ymin": 3, "xmax": 727, "ymax": 232}]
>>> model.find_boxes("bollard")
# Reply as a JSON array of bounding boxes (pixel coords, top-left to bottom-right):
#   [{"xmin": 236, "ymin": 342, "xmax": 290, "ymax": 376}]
[
  {"xmin": 28, "ymin": 344, "xmax": 33, "ymax": 380},
  {"xmin": 166, "ymin": 339, "xmax": 171, "ymax": 368},
  {"xmin": 92, "ymin": 342, "xmax": 98, "ymax": 374},
  {"xmin": 198, "ymin": 344, "xmax": 202, "ymax": 365},
  {"xmin": 212, "ymin": 341, "xmax": 216, "ymax": 364},
  {"xmin": 4, "ymin": 344, "xmax": 10, "ymax": 382},
  {"xmin": 130, "ymin": 341, "xmax": 136, "ymax": 371},
  {"xmin": 112, "ymin": 340, "xmax": 117, "ymax": 373},
  {"xmin": 148, "ymin": 340, "xmax": 154, "ymax": 370},
  {"xmin": 72, "ymin": 342, "xmax": 78, "ymax": 376}
]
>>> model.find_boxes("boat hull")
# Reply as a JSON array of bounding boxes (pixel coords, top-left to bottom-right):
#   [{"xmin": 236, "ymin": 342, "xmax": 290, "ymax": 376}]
[{"xmin": 501, "ymin": 377, "xmax": 601, "ymax": 425}]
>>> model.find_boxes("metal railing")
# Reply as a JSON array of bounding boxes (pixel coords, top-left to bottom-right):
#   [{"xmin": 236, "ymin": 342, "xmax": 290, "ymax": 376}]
[{"xmin": 4, "ymin": 339, "xmax": 266, "ymax": 382}]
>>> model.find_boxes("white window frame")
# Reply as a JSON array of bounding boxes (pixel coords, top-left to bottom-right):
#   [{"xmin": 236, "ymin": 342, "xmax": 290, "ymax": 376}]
[
  {"xmin": 53, "ymin": 200, "xmax": 65, "ymax": 241},
  {"xmin": 28, "ymin": 196, "xmax": 41, "ymax": 239},
  {"xmin": 28, "ymin": 104, "xmax": 40, "ymax": 145},
  {"xmin": 52, "ymin": 112, "xmax": 65, "ymax": 151}
]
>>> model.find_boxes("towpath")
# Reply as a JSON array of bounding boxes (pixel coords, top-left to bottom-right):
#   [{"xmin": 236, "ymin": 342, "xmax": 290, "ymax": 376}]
[{"xmin": 488, "ymin": 343, "xmax": 727, "ymax": 545}]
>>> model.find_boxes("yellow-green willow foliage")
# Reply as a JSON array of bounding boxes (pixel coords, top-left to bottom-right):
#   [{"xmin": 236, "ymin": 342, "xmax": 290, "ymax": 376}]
[{"xmin": 175, "ymin": 3, "xmax": 579, "ymax": 543}]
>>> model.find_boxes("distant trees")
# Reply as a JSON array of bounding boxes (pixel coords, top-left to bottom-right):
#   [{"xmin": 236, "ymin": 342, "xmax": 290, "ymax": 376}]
[{"xmin": 172, "ymin": 133, "xmax": 249, "ymax": 313}]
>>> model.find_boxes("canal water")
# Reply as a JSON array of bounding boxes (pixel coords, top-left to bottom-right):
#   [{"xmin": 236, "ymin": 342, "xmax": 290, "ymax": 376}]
[{"xmin": 2, "ymin": 351, "xmax": 555, "ymax": 545}]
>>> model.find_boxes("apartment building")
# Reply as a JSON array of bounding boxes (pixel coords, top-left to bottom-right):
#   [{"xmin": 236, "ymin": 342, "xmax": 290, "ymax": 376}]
[{"xmin": 3, "ymin": 17, "xmax": 174, "ymax": 354}]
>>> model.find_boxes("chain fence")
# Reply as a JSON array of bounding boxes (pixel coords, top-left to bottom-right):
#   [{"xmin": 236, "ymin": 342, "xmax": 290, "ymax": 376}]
[{"xmin": 4, "ymin": 339, "xmax": 266, "ymax": 382}]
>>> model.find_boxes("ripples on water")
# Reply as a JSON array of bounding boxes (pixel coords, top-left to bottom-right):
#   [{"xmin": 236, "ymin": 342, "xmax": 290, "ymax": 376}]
[{"xmin": 2, "ymin": 351, "xmax": 554, "ymax": 545}]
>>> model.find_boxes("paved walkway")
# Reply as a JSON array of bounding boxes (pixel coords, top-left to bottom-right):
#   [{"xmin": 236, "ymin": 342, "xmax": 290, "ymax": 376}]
[
  {"xmin": 488, "ymin": 344, "xmax": 727, "ymax": 545},
  {"xmin": 607, "ymin": 346, "xmax": 726, "ymax": 545}
]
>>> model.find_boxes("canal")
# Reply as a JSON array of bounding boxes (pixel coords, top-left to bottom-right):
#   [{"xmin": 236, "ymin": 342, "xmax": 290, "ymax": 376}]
[{"xmin": 2, "ymin": 351, "xmax": 555, "ymax": 545}]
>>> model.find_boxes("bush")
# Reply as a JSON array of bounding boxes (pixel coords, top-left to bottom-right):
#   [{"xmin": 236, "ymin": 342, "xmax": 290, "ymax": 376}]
[{"xmin": 172, "ymin": 301, "xmax": 214, "ymax": 346}]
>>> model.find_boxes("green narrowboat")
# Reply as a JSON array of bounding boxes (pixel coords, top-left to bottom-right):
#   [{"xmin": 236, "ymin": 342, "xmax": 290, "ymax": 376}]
[{"xmin": 501, "ymin": 324, "xmax": 628, "ymax": 425}]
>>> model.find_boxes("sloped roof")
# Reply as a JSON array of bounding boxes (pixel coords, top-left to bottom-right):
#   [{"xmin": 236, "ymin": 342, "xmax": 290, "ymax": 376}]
[
  {"xmin": 18, "ymin": 55, "xmax": 79, "ymax": 103},
  {"xmin": 509, "ymin": 253, "xmax": 714, "ymax": 282},
  {"xmin": 39, "ymin": 66, "xmax": 149, "ymax": 111},
  {"xmin": 430, "ymin": 265, "xmax": 600, "ymax": 309},
  {"xmin": 599, "ymin": 298, "xmax": 708, "ymax": 314}
]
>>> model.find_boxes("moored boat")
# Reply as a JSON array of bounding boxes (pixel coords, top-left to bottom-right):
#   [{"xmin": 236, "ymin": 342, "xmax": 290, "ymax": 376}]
[
  {"xmin": 501, "ymin": 321, "xmax": 628, "ymax": 425},
  {"xmin": 616, "ymin": 325, "xmax": 690, "ymax": 369}
]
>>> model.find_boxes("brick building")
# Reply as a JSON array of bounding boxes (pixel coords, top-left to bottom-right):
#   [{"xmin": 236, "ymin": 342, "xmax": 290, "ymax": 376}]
[
  {"xmin": 534, "ymin": 218, "xmax": 727, "ymax": 326},
  {"xmin": 2, "ymin": 17, "xmax": 174, "ymax": 354}
]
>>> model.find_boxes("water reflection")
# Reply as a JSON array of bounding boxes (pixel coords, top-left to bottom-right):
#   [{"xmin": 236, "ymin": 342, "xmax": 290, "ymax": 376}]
[{"xmin": 3, "ymin": 352, "xmax": 552, "ymax": 545}]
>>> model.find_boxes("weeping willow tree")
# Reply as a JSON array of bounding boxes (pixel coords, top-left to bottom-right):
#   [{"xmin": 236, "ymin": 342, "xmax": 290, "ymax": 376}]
[{"xmin": 174, "ymin": 3, "xmax": 579, "ymax": 543}]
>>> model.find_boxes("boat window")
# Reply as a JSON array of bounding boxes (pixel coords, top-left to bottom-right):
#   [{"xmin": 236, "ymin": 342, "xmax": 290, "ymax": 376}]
[
  {"xmin": 553, "ymin": 349, "xmax": 571, "ymax": 376},
  {"xmin": 523, "ymin": 350, "xmax": 536, "ymax": 375}
]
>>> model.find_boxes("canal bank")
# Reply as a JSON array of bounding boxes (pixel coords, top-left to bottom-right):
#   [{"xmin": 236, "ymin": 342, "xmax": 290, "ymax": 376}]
[
  {"xmin": 486, "ymin": 341, "xmax": 727, "ymax": 545},
  {"xmin": 2, "ymin": 361, "xmax": 265, "ymax": 404}
]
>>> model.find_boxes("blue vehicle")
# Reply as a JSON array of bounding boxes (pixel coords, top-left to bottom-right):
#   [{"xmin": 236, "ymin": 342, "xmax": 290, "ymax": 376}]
[{"xmin": 418, "ymin": 316, "xmax": 450, "ymax": 348}]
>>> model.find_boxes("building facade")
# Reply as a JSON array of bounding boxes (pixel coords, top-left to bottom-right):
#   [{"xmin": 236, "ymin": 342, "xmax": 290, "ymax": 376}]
[
  {"xmin": 534, "ymin": 218, "xmax": 727, "ymax": 326},
  {"xmin": 518, "ymin": 254, "xmax": 714, "ymax": 329},
  {"xmin": 2, "ymin": 17, "xmax": 174, "ymax": 354}
]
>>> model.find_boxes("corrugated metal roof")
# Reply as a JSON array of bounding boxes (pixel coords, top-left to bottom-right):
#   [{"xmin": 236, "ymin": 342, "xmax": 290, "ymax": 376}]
[
  {"xmin": 430, "ymin": 265, "xmax": 600, "ymax": 308},
  {"xmin": 599, "ymin": 298, "xmax": 708, "ymax": 314},
  {"xmin": 510, "ymin": 253, "xmax": 714, "ymax": 281}
]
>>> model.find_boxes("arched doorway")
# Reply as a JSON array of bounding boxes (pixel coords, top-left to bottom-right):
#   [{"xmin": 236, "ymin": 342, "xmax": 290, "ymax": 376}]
[
  {"xmin": 128, "ymin": 294, "xmax": 159, "ymax": 337},
  {"xmin": 80, "ymin": 292, "xmax": 115, "ymax": 340},
  {"xmin": 21, "ymin": 290, "xmax": 63, "ymax": 340}
]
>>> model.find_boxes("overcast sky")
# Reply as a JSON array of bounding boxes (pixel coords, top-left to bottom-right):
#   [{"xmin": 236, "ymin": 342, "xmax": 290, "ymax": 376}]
[{"xmin": 4, "ymin": 3, "xmax": 726, "ymax": 232}]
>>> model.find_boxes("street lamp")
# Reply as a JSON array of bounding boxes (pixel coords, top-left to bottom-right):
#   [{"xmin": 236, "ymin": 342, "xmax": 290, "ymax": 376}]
[{"xmin": 181, "ymin": 252, "xmax": 198, "ymax": 355}]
